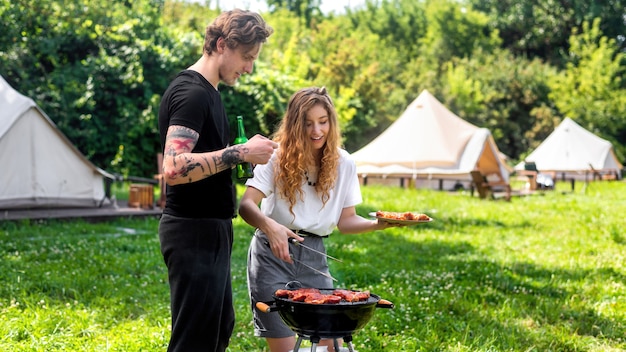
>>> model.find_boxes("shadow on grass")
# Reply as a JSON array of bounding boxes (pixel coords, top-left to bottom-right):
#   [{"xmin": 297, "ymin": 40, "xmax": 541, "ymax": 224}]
[
  {"xmin": 324, "ymin": 230, "xmax": 625, "ymax": 350},
  {"xmin": 1, "ymin": 216, "xmax": 623, "ymax": 351}
]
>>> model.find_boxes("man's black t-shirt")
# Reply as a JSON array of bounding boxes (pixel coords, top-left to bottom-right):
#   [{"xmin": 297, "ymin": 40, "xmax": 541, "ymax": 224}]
[{"xmin": 158, "ymin": 70, "xmax": 235, "ymax": 219}]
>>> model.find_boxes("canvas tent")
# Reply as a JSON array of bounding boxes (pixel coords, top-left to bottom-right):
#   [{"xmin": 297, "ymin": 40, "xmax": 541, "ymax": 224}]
[
  {"xmin": 0, "ymin": 75, "xmax": 113, "ymax": 209},
  {"xmin": 351, "ymin": 90, "xmax": 511, "ymax": 189},
  {"xmin": 514, "ymin": 117, "xmax": 622, "ymax": 180}
]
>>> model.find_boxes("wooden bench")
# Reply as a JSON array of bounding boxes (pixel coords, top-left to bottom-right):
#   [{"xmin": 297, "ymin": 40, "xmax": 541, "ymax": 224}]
[
  {"xmin": 129, "ymin": 183, "xmax": 154, "ymax": 209},
  {"xmin": 470, "ymin": 171, "xmax": 511, "ymax": 201}
]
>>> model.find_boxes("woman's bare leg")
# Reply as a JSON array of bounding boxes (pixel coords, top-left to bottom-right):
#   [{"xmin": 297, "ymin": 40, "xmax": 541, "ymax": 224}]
[
  {"xmin": 267, "ymin": 336, "xmax": 297, "ymax": 352},
  {"xmin": 267, "ymin": 336, "xmax": 343, "ymax": 351},
  {"xmin": 319, "ymin": 338, "xmax": 343, "ymax": 352}
]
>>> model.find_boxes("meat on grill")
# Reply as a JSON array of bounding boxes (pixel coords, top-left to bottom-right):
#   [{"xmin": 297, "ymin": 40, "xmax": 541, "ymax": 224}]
[
  {"xmin": 332, "ymin": 289, "xmax": 371, "ymax": 302},
  {"xmin": 274, "ymin": 288, "xmax": 370, "ymax": 304}
]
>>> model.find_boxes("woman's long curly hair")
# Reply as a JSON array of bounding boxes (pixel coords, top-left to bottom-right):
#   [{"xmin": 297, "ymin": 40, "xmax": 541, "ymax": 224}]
[{"xmin": 272, "ymin": 87, "xmax": 342, "ymax": 216}]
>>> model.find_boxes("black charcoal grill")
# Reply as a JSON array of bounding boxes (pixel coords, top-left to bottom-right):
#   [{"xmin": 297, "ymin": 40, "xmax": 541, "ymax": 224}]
[{"xmin": 256, "ymin": 285, "xmax": 394, "ymax": 352}]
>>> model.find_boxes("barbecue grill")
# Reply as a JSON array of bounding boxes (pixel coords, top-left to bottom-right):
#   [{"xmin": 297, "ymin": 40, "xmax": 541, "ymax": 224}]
[{"xmin": 256, "ymin": 285, "xmax": 394, "ymax": 352}]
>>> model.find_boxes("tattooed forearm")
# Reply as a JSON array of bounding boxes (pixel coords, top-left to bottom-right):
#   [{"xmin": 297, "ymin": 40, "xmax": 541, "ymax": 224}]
[
  {"xmin": 162, "ymin": 125, "xmax": 203, "ymax": 184},
  {"xmin": 165, "ymin": 146, "xmax": 177, "ymax": 157},
  {"xmin": 201, "ymin": 155, "xmax": 214, "ymax": 175},
  {"xmin": 212, "ymin": 155, "xmax": 222, "ymax": 170},
  {"xmin": 164, "ymin": 154, "xmax": 205, "ymax": 183},
  {"xmin": 162, "ymin": 126, "xmax": 252, "ymax": 184},
  {"xmin": 222, "ymin": 146, "xmax": 244, "ymax": 167},
  {"xmin": 181, "ymin": 162, "xmax": 203, "ymax": 183},
  {"xmin": 180, "ymin": 161, "xmax": 205, "ymax": 178},
  {"xmin": 167, "ymin": 126, "xmax": 198, "ymax": 151}
]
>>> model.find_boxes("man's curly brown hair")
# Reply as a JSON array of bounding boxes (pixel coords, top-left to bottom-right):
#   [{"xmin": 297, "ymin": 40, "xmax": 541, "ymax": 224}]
[
  {"xmin": 272, "ymin": 87, "xmax": 342, "ymax": 216},
  {"xmin": 204, "ymin": 9, "xmax": 273, "ymax": 55}
]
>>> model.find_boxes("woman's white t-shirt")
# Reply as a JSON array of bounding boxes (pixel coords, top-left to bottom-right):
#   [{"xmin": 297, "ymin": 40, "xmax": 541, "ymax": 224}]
[{"xmin": 245, "ymin": 148, "xmax": 362, "ymax": 236}]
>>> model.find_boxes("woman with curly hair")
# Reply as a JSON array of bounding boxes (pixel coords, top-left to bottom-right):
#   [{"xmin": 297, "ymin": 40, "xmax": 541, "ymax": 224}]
[{"xmin": 238, "ymin": 87, "xmax": 397, "ymax": 352}]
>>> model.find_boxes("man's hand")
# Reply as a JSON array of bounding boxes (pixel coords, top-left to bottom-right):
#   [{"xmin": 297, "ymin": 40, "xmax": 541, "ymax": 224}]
[{"xmin": 243, "ymin": 135, "xmax": 278, "ymax": 165}]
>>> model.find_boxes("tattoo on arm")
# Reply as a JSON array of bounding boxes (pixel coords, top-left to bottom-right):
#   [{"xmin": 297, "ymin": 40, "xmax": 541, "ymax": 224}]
[
  {"xmin": 201, "ymin": 155, "xmax": 213, "ymax": 175},
  {"xmin": 222, "ymin": 146, "xmax": 244, "ymax": 167},
  {"xmin": 165, "ymin": 146, "xmax": 177, "ymax": 157},
  {"xmin": 168, "ymin": 127, "xmax": 198, "ymax": 147},
  {"xmin": 212, "ymin": 155, "xmax": 222, "ymax": 171},
  {"xmin": 163, "ymin": 126, "xmax": 200, "ymax": 181},
  {"xmin": 164, "ymin": 126, "xmax": 249, "ymax": 182},
  {"xmin": 180, "ymin": 157, "xmax": 205, "ymax": 178}
]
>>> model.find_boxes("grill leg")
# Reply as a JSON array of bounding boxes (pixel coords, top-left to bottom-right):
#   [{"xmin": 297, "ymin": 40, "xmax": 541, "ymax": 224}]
[
  {"xmin": 333, "ymin": 338, "xmax": 340, "ymax": 352},
  {"xmin": 310, "ymin": 336, "xmax": 320, "ymax": 352},
  {"xmin": 344, "ymin": 335, "xmax": 355, "ymax": 352},
  {"xmin": 293, "ymin": 335, "xmax": 304, "ymax": 351}
]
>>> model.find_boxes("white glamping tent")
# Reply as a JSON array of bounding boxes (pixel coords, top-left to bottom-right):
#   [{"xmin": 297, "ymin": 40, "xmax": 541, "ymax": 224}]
[
  {"xmin": 0, "ymin": 75, "xmax": 113, "ymax": 209},
  {"xmin": 351, "ymin": 90, "xmax": 510, "ymax": 188},
  {"xmin": 515, "ymin": 117, "xmax": 622, "ymax": 180}
]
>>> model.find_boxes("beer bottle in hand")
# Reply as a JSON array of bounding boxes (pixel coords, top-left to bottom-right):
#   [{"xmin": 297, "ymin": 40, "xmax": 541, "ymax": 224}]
[{"xmin": 234, "ymin": 115, "xmax": 254, "ymax": 179}]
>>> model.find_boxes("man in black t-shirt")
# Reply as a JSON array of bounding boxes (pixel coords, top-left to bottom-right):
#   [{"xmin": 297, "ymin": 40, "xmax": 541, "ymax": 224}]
[{"xmin": 157, "ymin": 9, "xmax": 277, "ymax": 352}]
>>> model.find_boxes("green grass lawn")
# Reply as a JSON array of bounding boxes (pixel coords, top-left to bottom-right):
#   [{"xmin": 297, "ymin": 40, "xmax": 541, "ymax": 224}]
[{"xmin": 1, "ymin": 181, "xmax": 625, "ymax": 351}]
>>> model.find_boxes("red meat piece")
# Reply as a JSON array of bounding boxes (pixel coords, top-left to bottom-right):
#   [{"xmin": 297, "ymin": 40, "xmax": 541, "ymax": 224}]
[{"xmin": 332, "ymin": 289, "xmax": 370, "ymax": 302}]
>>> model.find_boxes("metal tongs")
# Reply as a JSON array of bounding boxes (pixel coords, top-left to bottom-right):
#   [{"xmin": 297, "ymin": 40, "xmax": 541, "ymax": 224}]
[
  {"xmin": 289, "ymin": 255, "xmax": 337, "ymax": 282},
  {"xmin": 256, "ymin": 235, "xmax": 338, "ymax": 282},
  {"xmin": 288, "ymin": 238, "xmax": 343, "ymax": 263}
]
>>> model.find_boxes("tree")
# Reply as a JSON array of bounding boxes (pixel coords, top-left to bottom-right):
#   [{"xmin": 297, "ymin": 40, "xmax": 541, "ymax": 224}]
[
  {"xmin": 468, "ymin": 0, "xmax": 626, "ymax": 67},
  {"xmin": 266, "ymin": 0, "xmax": 322, "ymax": 26},
  {"xmin": 548, "ymin": 19, "xmax": 626, "ymax": 161},
  {"xmin": 222, "ymin": 61, "xmax": 310, "ymax": 139},
  {"xmin": 420, "ymin": 0, "xmax": 500, "ymax": 68},
  {"xmin": 441, "ymin": 49, "xmax": 559, "ymax": 160},
  {"xmin": 0, "ymin": 0, "xmax": 199, "ymax": 177},
  {"xmin": 303, "ymin": 15, "xmax": 407, "ymax": 150},
  {"xmin": 347, "ymin": 0, "xmax": 427, "ymax": 60},
  {"xmin": 3, "ymin": 0, "xmax": 623, "ymax": 176}
]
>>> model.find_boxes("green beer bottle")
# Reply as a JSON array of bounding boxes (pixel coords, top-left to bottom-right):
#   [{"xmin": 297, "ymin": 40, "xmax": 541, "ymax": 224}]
[{"xmin": 234, "ymin": 115, "xmax": 254, "ymax": 179}]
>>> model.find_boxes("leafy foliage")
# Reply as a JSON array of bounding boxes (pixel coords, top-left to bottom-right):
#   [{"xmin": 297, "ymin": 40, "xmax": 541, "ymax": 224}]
[
  {"xmin": 266, "ymin": 0, "xmax": 323, "ymax": 26},
  {"xmin": 223, "ymin": 62, "xmax": 310, "ymax": 138},
  {"xmin": 441, "ymin": 49, "xmax": 559, "ymax": 158},
  {"xmin": 549, "ymin": 19, "xmax": 626, "ymax": 159},
  {"xmin": 468, "ymin": 0, "xmax": 626, "ymax": 66},
  {"xmin": 0, "ymin": 0, "xmax": 196, "ymax": 177},
  {"xmin": 1, "ymin": 0, "xmax": 624, "ymax": 177}
]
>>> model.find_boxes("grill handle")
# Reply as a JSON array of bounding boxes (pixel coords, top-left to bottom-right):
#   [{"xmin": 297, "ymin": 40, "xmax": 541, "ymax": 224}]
[
  {"xmin": 376, "ymin": 299, "xmax": 394, "ymax": 309},
  {"xmin": 256, "ymin": 301, "xmax": 277, "ymax": 313}
]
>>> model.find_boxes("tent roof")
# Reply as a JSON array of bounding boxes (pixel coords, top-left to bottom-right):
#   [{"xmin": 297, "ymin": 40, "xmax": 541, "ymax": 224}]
[
  {"xmin": 0, "ymin": 77, "xmax": 37, "ymax": 139},
  {"xmin": 0, "ymin": 75, "xmax": 113, "ymax": 209},
  {"xmin": 514, "ymin": 117, "xmax": 622, "ymax": 174},
  {"xmin": 0, "ymin": 75, "xmax": 112, "ymax": 179},
  {"xmin": 351, "ymin": 90, "xmax": 509, "ymax": 181},
  {"xmin": 352, "ymin": 89, "xmax": 478, "ymax": 168}
]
